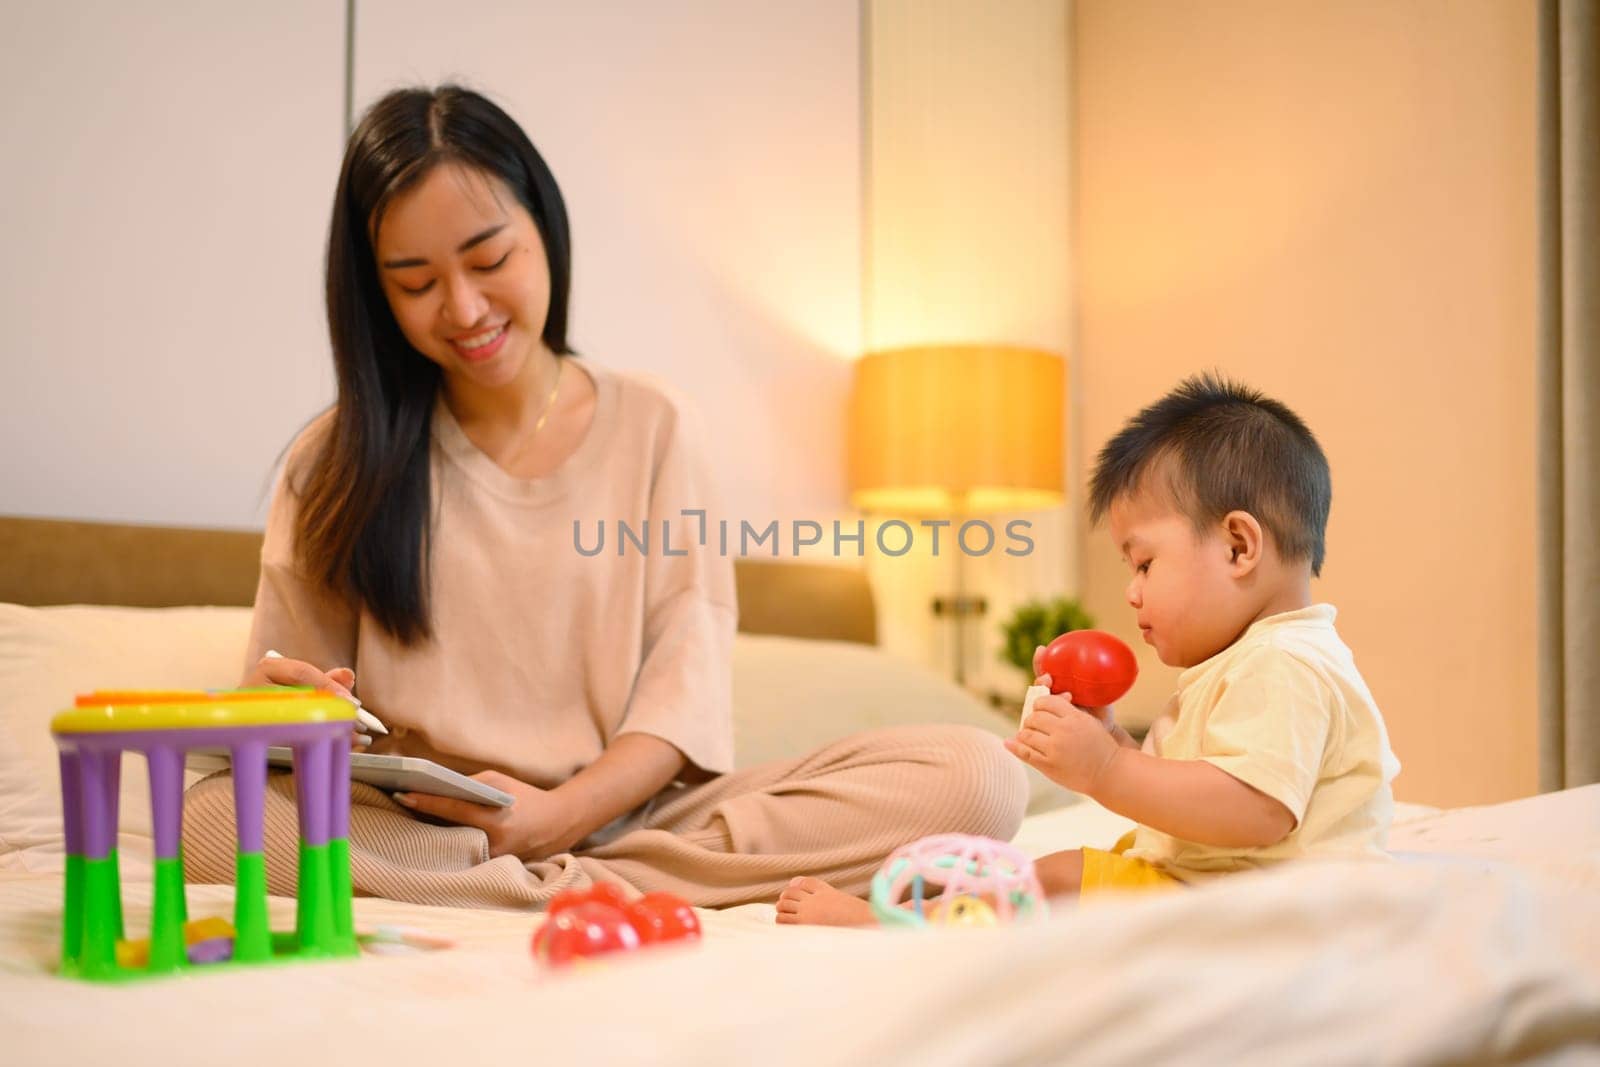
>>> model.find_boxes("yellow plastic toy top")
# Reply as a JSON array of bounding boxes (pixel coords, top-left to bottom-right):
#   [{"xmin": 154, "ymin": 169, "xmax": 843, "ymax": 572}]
[{"xmin": 50, "ymin": 687, "xmax": 356, "ymax": 734}]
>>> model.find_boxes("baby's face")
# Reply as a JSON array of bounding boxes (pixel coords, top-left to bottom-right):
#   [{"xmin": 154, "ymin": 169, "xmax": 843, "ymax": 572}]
[{"xmin": 1107, "ymin": 491, "xmax": 1253, "ymax": 668}]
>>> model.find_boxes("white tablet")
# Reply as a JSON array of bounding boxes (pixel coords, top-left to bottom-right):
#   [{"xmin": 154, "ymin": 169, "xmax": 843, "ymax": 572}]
[{"xmin": 186, "ymin": 748, "xmax": 515, "ymax": 808}]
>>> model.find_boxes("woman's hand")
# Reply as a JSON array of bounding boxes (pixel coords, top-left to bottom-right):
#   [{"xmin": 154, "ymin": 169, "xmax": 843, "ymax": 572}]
[
  {"xmin": 245, "ymin": 652, "xmax": 359, "ymax": 705},
  {"xmin": 394, "ymin": 772, "xmax": 583, "ymax": 861},
  {"xmin": 391, "ymin": 735, "xmax": 687, "ymax": 861},
  {"xmin": 243, "ymin": 653, "xmax": 369, "ymax": 746}
]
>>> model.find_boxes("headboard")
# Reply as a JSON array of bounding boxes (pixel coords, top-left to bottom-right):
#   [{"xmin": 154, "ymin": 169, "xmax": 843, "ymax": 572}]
[{"xmin": 0, "ymin": 516, "xmax": 876, "ymax": 645}]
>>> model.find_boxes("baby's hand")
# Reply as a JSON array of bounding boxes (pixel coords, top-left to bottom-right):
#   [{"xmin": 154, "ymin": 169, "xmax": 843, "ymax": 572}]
[
  {"xmin": 1005, "ymin": 692, "xmax": 1122, "ymax": 795},
  {"xmin": 1030, "ymin": 644, "xmax": 1121, "ymax": 737}
]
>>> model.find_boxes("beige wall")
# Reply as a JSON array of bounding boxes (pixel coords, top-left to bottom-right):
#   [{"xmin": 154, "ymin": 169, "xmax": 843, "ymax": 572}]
[
  {"xmin": 355, "ymin": 2, "xmax": 862, "ymax": 528},
  {"xmin": 2, "ymin": 2, "xmax": 860, "ymax": 530},
  {"xmin": 1073, "ymin": 0, "xmax": 1539, "ymax": 806},
  {"xmin": 0, "ymin": 2, "xmax": 344, "ymax": 528}
]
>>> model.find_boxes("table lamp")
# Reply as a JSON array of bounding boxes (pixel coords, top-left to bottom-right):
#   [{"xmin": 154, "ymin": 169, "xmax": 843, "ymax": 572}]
[{"xmin": 848, "ymin": 344, "xmax": 1066, "ymax": 683}]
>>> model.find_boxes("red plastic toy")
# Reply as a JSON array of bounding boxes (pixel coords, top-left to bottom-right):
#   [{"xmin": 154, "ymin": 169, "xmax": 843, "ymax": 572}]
[
  {"xmin": 624, "ymin": 892, "xmax": 701, "ymax": 945},
  {"xmin": 548, "ymin": 881, "xmax": 631, "ymax": 916},
  {"xmin": 532, "ymin": 885, "xmax": 702, "ymax": 968},
  {"xmin": 534, "ymin": 901, "xmax": 641, "ymax": 967},
  {"xmin": 1038, "ymin": 630, "xmax": 1138, "ymax": 707}
]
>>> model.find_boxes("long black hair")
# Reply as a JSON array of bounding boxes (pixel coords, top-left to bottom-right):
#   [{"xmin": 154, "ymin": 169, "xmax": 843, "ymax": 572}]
[{"xmin": 297, "ymin": 85, "xmax": 573, "ymax": 643}]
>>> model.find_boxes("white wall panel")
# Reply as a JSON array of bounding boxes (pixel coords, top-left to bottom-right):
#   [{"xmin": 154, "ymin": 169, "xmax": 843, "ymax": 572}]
[
  {"xmin": 353, "ymin": 1, "xmax": 862, "ymax": 523},
  {"xmin": 0, "ymin": 2, "xmax": 345, "ymax": 527},
  {"xmin": 863, "ymin": 0, "xmax": 1075, "ymax": 689}
]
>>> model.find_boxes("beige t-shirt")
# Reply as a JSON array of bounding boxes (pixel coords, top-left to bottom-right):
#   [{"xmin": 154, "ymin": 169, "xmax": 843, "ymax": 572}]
[
  {"xmin": 1124, "ymin": 604, "xmax": 1400, "ymax": 881},
  {"xmin": 247, "ymin": 359, "xmax": 738, "ymax": 791}
]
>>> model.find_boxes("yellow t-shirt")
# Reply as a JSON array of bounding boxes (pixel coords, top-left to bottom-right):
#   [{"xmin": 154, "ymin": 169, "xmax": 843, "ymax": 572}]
[{"xmin": 1124, "ymin": 604, "xmax": 1400, "ymax": 881}]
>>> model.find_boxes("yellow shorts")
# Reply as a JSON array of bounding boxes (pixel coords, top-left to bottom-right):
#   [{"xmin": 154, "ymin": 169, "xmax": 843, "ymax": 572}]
[{"xmin": 1079, "ymin": 831, "xmax": 1183, "ymax": 897}]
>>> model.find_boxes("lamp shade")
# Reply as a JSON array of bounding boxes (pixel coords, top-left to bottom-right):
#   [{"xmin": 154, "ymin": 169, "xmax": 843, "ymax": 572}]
[{"xmin": 848, "ymin": 345, "xmax": 1065, "ymax": 514}]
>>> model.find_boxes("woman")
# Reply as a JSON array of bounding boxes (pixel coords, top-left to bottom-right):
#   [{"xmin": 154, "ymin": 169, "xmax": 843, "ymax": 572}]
[{"xmin": 183, "ymin": 85, "xmax": 1025, "ymax": 910}]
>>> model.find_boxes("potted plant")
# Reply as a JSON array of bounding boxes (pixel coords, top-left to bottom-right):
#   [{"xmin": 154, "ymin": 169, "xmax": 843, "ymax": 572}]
[{"xmin": 998, "ymin": 597, "xmax": 1095, "ymax": 684}]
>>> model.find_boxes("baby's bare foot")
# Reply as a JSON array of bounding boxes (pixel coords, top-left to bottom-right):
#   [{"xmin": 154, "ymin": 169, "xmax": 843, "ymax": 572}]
[{"xmin": 774, "ymin": 876, "xmax": 876, "ymax": 927}]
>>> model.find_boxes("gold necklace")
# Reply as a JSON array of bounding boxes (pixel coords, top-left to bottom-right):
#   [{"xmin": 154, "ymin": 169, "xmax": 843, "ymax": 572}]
[{"xmin": 532, "ymin": 358, "xmax": 564, "ymax": 436}]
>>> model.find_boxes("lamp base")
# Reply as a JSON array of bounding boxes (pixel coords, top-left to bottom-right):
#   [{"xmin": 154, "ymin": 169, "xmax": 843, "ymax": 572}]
[
  {"xmin": 931, "ymin": 595, "xmax": 987, "ymax": 686},
  {"xmin": 931, "ymin": 595, "xmax": 988, "ymax": 618}
]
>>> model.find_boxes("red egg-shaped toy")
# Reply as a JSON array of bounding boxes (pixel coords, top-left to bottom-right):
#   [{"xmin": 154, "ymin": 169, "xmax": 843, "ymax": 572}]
[
  {"xmin": 548, "ymin": 882, "xmax": 631, "ymax": 917},
  {"xmin": 624, "ymin": 892, "xmax": 702, "ymax": 945},
  {"xmin": 1038, "ymin": 630, "xmax": 1138, "ymax": 707},
  {"xmin": 532, "ymin": 901, "xmax": 640, "ymax": 967}
]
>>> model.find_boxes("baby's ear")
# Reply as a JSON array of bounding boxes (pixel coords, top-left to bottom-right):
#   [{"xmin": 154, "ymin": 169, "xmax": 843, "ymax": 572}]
[{"xmin": 1222, "ymin": 510, "xmax": 1264, "ymax": 574}]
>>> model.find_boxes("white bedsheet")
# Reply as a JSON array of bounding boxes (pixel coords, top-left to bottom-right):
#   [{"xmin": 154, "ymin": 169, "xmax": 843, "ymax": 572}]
[{"xmin": 5, "ymin": 787, "xmax": 1598, "ymax": 1065}]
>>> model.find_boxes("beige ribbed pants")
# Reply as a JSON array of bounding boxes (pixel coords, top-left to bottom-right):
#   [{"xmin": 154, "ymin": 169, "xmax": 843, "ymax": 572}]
[{"xmin": 182, "ymin": 724, "xmax": 1028, "ymax": 910}]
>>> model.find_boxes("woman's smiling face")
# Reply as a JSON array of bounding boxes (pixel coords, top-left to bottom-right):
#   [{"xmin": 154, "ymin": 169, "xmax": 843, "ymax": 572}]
[{"xmin": 372, "ymin": 161, "xmax": 552, "ymax": 392}]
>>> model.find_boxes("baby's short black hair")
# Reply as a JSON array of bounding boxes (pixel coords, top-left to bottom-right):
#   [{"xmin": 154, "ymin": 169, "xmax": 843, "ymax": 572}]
[{"xmin": 1088, "ymin": 373, "xmax": 1332, "ymax": 576}]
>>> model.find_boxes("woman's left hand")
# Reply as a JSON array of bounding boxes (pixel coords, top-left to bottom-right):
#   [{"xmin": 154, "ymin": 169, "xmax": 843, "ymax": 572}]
[{"xmin": 394, "ymin": 771, "xmax": 582, "ymax": 860}]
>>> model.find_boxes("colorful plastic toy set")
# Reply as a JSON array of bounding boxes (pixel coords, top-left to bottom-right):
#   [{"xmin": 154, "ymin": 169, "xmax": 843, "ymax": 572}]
[
  {"xmin": 532, "ymin": 883, "xmax": 701, "ymax": 968},
  {"xmin": 870, "ymin": 833, "xmax": 1048, "ymax": 929},
  {"xmin": 51, "ymin": 688, "xmax": 359, "ymax": 981}
]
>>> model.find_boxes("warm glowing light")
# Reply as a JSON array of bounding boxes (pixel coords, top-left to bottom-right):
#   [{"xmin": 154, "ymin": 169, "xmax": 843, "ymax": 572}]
[{"xmin": 848, "ymin": 345, "xmax": 1066, "ymax": 515}]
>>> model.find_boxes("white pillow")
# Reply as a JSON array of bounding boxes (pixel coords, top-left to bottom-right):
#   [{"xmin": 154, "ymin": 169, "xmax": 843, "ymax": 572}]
[
  {"xmin": 0, "ymin": 604, "xmax": 251, "ymax": 874},
  {"xmin": 0, "ymin": 606, "xmax": 1070, "ymax": 875},
  {"xmin": 733, "ymin": 634, "xmax": 1073, "ymax": 815}
]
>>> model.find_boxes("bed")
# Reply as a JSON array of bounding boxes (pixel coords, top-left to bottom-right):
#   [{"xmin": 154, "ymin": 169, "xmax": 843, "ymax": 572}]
[{"xmin": 3, "ymin": 517, "xmax": 1597, "ymax": 1064}]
